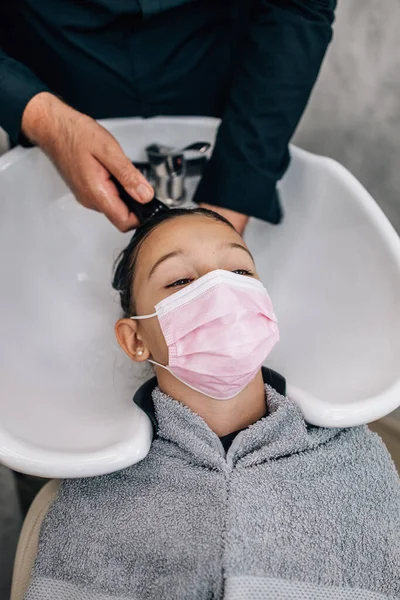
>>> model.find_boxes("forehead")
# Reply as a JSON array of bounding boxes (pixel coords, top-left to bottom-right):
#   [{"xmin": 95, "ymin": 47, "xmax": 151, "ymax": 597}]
[{"xmin": 137, "ymin": 214, "xmax": 243, "ymax": 267}]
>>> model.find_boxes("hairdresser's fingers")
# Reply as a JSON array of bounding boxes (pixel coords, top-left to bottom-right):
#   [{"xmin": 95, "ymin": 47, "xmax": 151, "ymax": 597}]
[
  {"xmin": 75, "ymin": 155, "xmax": 140, "ymax": 232},
  {"xmin": 101, "ymin": 172, "xmax": 141, "ymax": 231},
  {"xmin": 93, "ymin": 135, "xmax": 154, "ymax": 205},
  {"xmin": 21, "ymin": 93, "xmax": 148, "ymax": 230}
]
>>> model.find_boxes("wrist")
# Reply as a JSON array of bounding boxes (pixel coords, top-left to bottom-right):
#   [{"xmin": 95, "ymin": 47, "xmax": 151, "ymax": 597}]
[{"xmin": 21, "ymin": 92, "xmax": 65, "ymax": 147}]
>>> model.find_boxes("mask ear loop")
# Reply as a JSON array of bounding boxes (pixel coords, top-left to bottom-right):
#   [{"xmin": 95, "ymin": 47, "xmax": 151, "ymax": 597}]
[
  {"xmin": 144, "ymin": 359, "xmax": 244, "ymax": 400},
  {"xmin": 129, "ymin": 312, "xmax": 169, "ymax": 372},
  {"xmin": 130, "ymin": 312, "xmax": 157, "ymax": 320}
]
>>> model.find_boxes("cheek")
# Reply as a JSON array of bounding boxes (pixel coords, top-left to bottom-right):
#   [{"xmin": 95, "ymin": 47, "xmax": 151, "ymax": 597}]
[{"xmin": 140, "ymin": 319, "xmax": 169, "ymax": 364}]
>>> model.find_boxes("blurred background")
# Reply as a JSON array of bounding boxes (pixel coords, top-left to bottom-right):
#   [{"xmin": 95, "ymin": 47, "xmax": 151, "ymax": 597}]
[
  {"xmin": 0, "ymin": 128, "xmax": 6, "ymax": 155},
  {"xmin": 0, "ymin": 2, "xmax": 399, "ymax": 598}
]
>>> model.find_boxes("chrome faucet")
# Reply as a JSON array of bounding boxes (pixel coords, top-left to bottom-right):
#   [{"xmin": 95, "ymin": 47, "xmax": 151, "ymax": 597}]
[
  {"xmin": 113, "ymin": 141, "xmax": 211, "ymax": 223},
  {"xmin": 145, "ymin": 142, "xmax": 210, "ymax": 206}
]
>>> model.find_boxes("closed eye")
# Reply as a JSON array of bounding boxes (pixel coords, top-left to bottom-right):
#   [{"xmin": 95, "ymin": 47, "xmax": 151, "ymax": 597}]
[
  {"xmin": 166, "ymin": 278, "xmax": 194, "ymax": 289},
  {"xmin": 233, "ymin": 269, "xmax": 253, "ymax": 277}
]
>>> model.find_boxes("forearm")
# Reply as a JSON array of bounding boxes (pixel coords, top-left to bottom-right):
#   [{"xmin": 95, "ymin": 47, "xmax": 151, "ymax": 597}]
[
  {"xmin": 0, "ymin": 47, "xmax": 50, "ymax": 145},
  {"xmin": 194, "ymin": 0, "xmax": 336, "ymax": 222}
]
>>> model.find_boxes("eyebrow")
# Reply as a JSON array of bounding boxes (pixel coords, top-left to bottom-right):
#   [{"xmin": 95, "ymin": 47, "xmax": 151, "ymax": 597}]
[
  {"xmin": 217, "ymin": 241, "xmax": 254, "ymax": 262},
  {"xmin": 148, "ymin": 241, "xmax": 254, "ymax": 280},
  {"xmin": 148, "ymin": 249, "xmax": 186, "ymax": 279}
]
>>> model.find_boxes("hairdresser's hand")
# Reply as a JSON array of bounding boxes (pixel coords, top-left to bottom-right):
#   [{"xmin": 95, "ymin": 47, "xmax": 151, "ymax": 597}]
[
  {"xmin": 22, "ymin": 92, "xmax": 154, "ymax": 232},
  {"xmin": 199, "ymin": 203, "xmax": 249, "ymax": 235}
]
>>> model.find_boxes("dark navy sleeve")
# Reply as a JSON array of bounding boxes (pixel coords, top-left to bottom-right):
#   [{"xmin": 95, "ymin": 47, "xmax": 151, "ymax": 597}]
[
  {"xmin": 193, "ymin": 0, "xmax": 337, "ymax": 223},
  {"xmin": 0, "ymin": 44, "xmax": 49, "ymax": 145}
]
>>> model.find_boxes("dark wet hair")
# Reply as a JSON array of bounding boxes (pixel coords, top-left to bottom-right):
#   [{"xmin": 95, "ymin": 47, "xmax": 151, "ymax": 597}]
[{"xmin": 112, "ymin": 207, "xmax": 235, "ymax": 317}]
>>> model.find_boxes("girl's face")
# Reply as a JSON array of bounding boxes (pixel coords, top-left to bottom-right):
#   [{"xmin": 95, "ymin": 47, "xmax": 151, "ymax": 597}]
[{"xmin": 116, "ymin": 214, "xmax": 259, "ymax": 365}]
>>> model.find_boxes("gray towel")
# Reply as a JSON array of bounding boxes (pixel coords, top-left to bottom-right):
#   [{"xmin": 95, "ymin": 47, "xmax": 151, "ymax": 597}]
[{"xmin": 25, "ymin": 386, "xmax": 400, "ymax": 599}]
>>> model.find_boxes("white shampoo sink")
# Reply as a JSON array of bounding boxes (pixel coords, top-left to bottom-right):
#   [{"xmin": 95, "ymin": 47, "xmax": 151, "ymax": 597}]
[{"xmin": 0, "ymin": 117, "xmax": 399, "ymax": 478}]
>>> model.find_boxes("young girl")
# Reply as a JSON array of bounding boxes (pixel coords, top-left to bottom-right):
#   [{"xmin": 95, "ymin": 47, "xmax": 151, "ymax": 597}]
[{"xmin": 25, "ymin": 208, "xmax": 400, "ymax": 600}]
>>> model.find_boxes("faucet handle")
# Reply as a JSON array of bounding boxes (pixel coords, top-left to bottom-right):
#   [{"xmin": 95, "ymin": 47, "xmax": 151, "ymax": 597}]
[
  {"xmin": 145, "ymin": 144, "xmax": 186, "ymax": 206},
  {"xmin": 146, "ymin": 141, "xmax": 210, "ymax": 156},
  {"xmin": 181, "ymin": 141, "xmax": 211, "ymax": 154},
  {"xmin": 145, "ymin": 141, "xmax": 211, "ymax": 206}
]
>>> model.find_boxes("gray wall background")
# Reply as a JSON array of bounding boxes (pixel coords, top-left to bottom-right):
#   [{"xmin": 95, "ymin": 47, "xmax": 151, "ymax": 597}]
[{"xmin": 0, "ymin": 127, "xmax": 7, "ymax": 155}]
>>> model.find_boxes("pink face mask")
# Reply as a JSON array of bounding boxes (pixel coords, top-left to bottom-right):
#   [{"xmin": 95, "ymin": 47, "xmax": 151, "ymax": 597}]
[{"xmin": 131, "ymin": 269, "xmax": 279, "ymax": 400}]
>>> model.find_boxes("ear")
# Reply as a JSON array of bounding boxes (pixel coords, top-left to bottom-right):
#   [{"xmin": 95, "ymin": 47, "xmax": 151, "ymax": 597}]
[{"xmin": 114, "ymin": 318, "xmax": 150, "ymax": 362}]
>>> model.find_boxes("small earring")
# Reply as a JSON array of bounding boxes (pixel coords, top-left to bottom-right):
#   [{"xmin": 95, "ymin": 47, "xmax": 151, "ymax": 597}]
[{"xmin": 137, "ymin": 349, "xmax": 144, "ymax": 357}]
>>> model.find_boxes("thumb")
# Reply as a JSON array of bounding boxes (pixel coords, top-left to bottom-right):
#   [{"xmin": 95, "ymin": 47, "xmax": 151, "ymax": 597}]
[{"xmin": 94, "ymin": 137, "xmax": 154, "ymax": 204}]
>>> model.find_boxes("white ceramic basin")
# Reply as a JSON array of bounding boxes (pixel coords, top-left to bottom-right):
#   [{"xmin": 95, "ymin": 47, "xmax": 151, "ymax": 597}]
[{"xmin": 0, "ymin": 117, "xmax": 399, "ymax": 478}]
